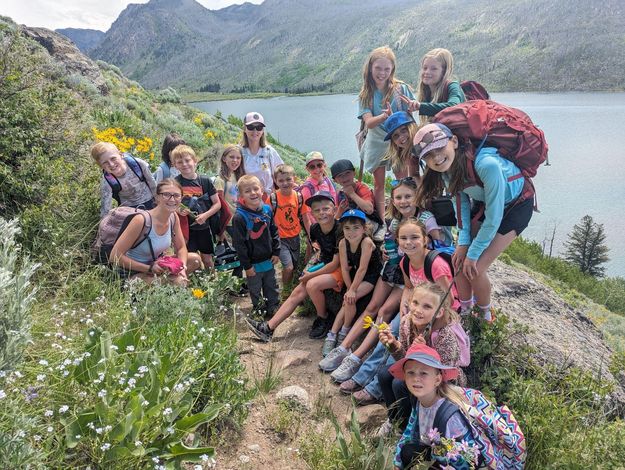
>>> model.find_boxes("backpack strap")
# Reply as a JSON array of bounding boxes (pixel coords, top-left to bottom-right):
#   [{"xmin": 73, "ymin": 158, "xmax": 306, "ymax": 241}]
[
  {"xmin": 159, "ymin": 161, "xmax": 170, "ymax": 179},
  {"xmin": 432, "ymin": 400, "xmax": 463, "ymax": 439},
  {"xmin": 103, "ymin": 155, "xmax": 149, "ymax": 205},
  {"xmin": 103, "ymin": 171, "xmax": 122, "ymax": 204},
  {"xmin": 424, "ymin": 250, "xmax": 440, "ymax": 283},
  {"xmin": 269, "ymin": 192, "xmax": 278, "ymax": 214},
  {"xmin": 400, "ymin": 255, "xmax": 410, "ymax": 279}
]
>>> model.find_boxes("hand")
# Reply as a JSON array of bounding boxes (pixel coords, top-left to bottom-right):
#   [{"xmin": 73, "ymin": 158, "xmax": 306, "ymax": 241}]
[
  {"xmin": 380, "ymin": 244, "xmax": 389, "ymax": 262},
  {"xmin": 194, "ymin": 212, "xmax": 209, "ymax": 225},
  {"xmin": 400, "ymin": 95, "xmax": 419, "ymax": 112},
  {"xmin": 378, "ymin": 328, "xmax": 396, "ymax": 347},
  {"xmin": 311, "ymin": 241, "xmax": 321, "ymax": 252},
  {"xmin": 341, "ymin": 183, "xmax": 356, "ymax": 198},
  {"xmin": 382, "ymin": 101, "xmax": 392, "ymax": 118},
  {"xmin": 462, "ymin": 257, "xmax": 480, "ymax": 280},
  {"xmin": 178, "ymin": 207, "xmax": 190, "ymax": 216},
  {"xmin": 299, "ymin": 271, "xmax": 314, "ymax": 283},
  {"xmin": 150, "ymin": 262, "xmax": 165, "ymax": 275},
  {"xmin": 337, "ymin": 198, "xmax": 349, "ymax": 216},
  {"xmin": 452, "ymin": 245, "xmax": 468, "ymax": 272},
  {"xmin": 412, "ymin": 334, "xmax": 426, "ymax": 345},
  {"xmin": 245, "ymin": 267, "xmax": 256, "ymax": 277},
  {"xmin": 271, "ymin": 255, "xmax": 280, "ymax": 265},
  {"xmin": 400, "ymin": 301, "xmax": 410, "ymax": 317},
  {"xmin": 344, "ymin": 289, "xmax": 357, "ymax": 305}
]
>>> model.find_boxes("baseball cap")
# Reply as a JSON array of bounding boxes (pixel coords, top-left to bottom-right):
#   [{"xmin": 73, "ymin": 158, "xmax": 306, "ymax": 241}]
[
  {"xmin": 305, "ymin": 151, "xmax": 325, "ymax": 166},
  {"xmin": 383, "ymin": 111, "xmax": 415, "ymax": 141},
  {"xmin": 413, "ymin": 123, "xmax": 453, "ymax": 159},
  {"xmin": 339, "ymin": 208, "xmax": 367, "ymax": 222},
  {"xmin": 305, "ymin": 190, "xmax": 336, "ymax": 207},
  {"xmin": 389, "ymin": 343, "xmax": 458, "ymax": 382},
  {"xmin": 330, "ymin": 159, "xmax": 355, "ymax": 178},
  {"xmin": 244, "ymin": 112, "xmax": 265, "ymax": 126}
]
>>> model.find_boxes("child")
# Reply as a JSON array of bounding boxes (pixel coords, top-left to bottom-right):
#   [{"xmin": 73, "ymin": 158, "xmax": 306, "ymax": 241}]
[
  {"xmin": 232, "ymin": 175, "xmax": 280, "ymax": 317},
  {"xmin": 340, "ymin": 218, "xmax": 458, "ymax": 405},
  {"xmin": 300, "ymin": 151, "xmax": 337, "ymax": 238},
  {"xmin": 330, "ymin": 159, "xmax": 385, "ymax": 242},
  {"xmin": 401, "ymin": 48, "xmax": 466, "ymax": 123},
  {"xmin": 414, "ymin": 123, "xmax": 533, "ymax": 320},
  {"xmin": 382, "ymin": 111, "xmax": 420, "ymax": 179},
  {"xmin": 271, "ymin": 164, "xmax": 303, "ymax": 285},
  {"xmin": 153, "ymin": 133, "xmax": 185, "ymax": 183},
  {"xmin": 214, "ymin": 144, "xmax": 246, "ymax": 240},
  {"xmin": 91, "ymin": 142, "xmax": 157, "ymax": 219},
  {"xmin": 321, "ymin": 177, "xmax": 441, "ymax": 377},
  {"xmin": 172, "ymin": 145, "xmax": 221, "ymax": 270},
  {"xmin": 240, "ymin": 112, "xmax": 283, "ymax": 200},
  {"xmin": 358, "ymin": 46, "xmax": 414, "ymax": 225},
  {"xmin": 245, "ymin": 191, "xmax": 341, "ymax": 341},
  {"xmin": 377, "ymin": 283, "xmax": 466, "ymax": 435},
  {"xmin": 320, "ymin": 209, "xmax": 382, "ymax": 359},
  {"xmin": 389, "ymin": 344, "xmax": 477, "ymax": 469}
]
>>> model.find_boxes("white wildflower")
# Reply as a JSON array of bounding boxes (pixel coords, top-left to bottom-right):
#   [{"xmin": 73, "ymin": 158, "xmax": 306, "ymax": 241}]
[{"xmin": 59, "ymin": 405, "xmax": 69, "ymax": 414}]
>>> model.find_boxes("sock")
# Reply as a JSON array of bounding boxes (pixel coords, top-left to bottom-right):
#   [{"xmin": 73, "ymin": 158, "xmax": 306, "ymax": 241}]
[
  {"xmin": 326, "ymin": 331, "xmax": 337, "ymax": 341},
  {"xmin": 348, "ymin": 353, "xmax": 362, "ymax": 364},
  {"xmin": 336, "ymin": 346, "xmax": 347, "ymax": 353},
  {"xmin": 459, "ymin": 298, "xmax": 474, "ymax": 316},
  {"xmin": 478, "ymin": 304, "xmax": 492, "ymax": 321},
  {"xmin": 339, "ymin": 326, "xmax": 351, "ymax": 337}
]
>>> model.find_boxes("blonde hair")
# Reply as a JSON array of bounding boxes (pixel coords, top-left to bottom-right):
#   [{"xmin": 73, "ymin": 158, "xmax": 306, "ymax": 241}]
[
  {"xmin": 90, "ymin": 142, "xmax": 119, "ymax": 164},
  {"xmin": 417, "ymin": 48, "xmax": 455, "ymax": 123},
  {"xmin": 358, "ymin": 46, "xmax": 403, "ymax": 112},
  {"xmin": 383, "ymin": 121, "xmax": 420, "ymax": 173},
  {"xmin": 220, "ymin": 144, "xmax": 245, "ymax": 180},
  {"xmin": 170, "ymin": 145, "xmax": 198, "ymax": 164},
  {"xmin": 240, "ymin": 124, "xmax": 267, "ymax": 148},
  {"xmin": 410, "ymin": 283, "xmax": 459, "ymax": 336},
  {"xmin": 274, "ymin": 164, "xmax": 295, "ymax": 179},
  {"xmin": 237, "ymin": 174, "xmax": 262, "ymax": 191},
  {"xmin": 438, "ymin": 382, "xmax": 470, "ymax": 412}
]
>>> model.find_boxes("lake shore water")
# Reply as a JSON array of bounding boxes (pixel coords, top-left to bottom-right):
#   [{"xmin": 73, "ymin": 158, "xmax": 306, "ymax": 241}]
[{"xmin": 193, "ymin": 92, "xmax": 625, "ymax": 277}]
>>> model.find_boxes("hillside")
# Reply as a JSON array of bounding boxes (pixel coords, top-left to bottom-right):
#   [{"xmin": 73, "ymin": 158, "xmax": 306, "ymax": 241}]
[
  {"xmin": 76, "ymin": 0, "xmax": 625, "ymax": 92},
  {"xmin": 1, "ymin": 16, "xmax": 625, "ymax": 470},
  {"xmin": 56, "ymin": 27, "xmax": 104, "ymax": 52}
]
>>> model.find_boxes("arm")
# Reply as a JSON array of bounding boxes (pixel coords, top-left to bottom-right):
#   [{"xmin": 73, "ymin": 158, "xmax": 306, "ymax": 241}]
[
  {"xmin": 361, "ymin": 107, "xmax": 391, "ymax": 129},
  {"xmin": 348, "ymin": 238, "xmax": 374, "ymax": 293},
  {"xmin": 339, "ymin": 240, "xmax": 351, "ymax": 290},
  {"xmin": 171, "ymin": 213, "xmax": 188, "ymax": 267},
  {"xmin": 110, "ymin": 216, "xmax": 157, "ymax": 274},
  {"xmin": 269, "ymin": 217, "xmax": 280, "ymax": 259},
  {"xmin": 100, "ymin": 178, "xmax": 113, "ymax": 219},
  {"xmin": 419, "ymin": 81, "xmax": 466, "ymax": 116},
  {"xmin": 231, "ymin": 215, "xmax": 252, "ymax": 271},
  {"xmin": 300, "ymin": 253, "xmax": 340, "ymax": 283},
  {"xmin": 344, "ymin": 183, "xmax": 374, "ymax": 215}
]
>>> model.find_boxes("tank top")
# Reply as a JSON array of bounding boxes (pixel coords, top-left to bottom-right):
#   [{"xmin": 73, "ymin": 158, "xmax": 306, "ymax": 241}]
[
  {"xmin": 346, "ymin": 237, "xmax": 382, "ymax": 282},
  {"xmin": 126, "ymin": 216, "xmax": 172, "ymax": 264}
]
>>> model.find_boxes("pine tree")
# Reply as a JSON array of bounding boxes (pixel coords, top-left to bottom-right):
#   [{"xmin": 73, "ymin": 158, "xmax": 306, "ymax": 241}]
[{"xmin": 564, "ymin": 215, "xmax": 610, "ymax": 277}]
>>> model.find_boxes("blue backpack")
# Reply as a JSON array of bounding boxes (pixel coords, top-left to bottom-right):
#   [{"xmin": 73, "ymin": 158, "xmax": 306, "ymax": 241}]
[
  {"xmin": 103, "ymin": 154, "xmax": 150, "ymax": 204},
  {"xmin": 235, "ymin": 204, "xmax": 273, "ymax": 240}
]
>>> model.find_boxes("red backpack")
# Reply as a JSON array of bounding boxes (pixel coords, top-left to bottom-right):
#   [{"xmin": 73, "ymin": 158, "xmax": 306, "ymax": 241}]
[
  {"xmin": 442, "ymin": 80, "xmax": 490, "ymax": 102},
  {"xmin": 432, "ymin": 100, "xmax": 548, "ymax": 205}
]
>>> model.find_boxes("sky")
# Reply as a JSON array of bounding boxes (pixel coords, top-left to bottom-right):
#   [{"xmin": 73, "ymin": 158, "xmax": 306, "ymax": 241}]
[{"xmin": 1, "ymin": 0, "xmax": 263, "ymax": 31}]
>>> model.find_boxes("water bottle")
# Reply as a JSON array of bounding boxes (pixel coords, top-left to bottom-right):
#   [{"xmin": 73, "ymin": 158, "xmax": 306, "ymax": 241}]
[{"xmin": 384, "ymin": 232, "xmax": 399, "ymax": 265}]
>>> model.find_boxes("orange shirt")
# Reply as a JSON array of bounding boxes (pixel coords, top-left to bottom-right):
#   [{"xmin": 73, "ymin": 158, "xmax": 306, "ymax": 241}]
[{"xmin": 273, "ymin": 191, "xmax": 301, "ymax": 238}]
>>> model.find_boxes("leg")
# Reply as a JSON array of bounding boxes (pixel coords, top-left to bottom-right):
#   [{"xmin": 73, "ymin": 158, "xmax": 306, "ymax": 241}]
[
  {"xmin": 282, "ymin": 265, "xmax": 294, "ymax": 285},
  {"xmin": 246, "ymin": 273, "xmax": 263, "ymax": 311},
  {"xmin": 201, "ymin": 253, "xmax": 214, "ymax": 270},
  {"xmin": 472, "ymin": 231, "xmax": 517, "ymax": 306},
  {"xmin": 352, "ymin": 291, "xmax": 401, "ymax": 357},
  {"xmin": 342, "ymin": 281, "xmax": 375, "ymax": 328},
  {"xmin": 306, "ymin": 273, "xmax": 339, "ymax": 318},
  {"xmin": 262, "ymin": 268, "xmax": 280, "ymax": 315},
  {"xmin": 329, "ymin": 306, "xmax": 345, "ymax": 335},
  {"xmin": 267, "ymin": 282, "xmax": 308, "ymax": 330},
  {"xmin": 373, "ymin": 166, "xmax": 386, "ymax": 222},
  {"xmin": 185, "ymin": 252, "xmax": 202, "ymax": 274}
]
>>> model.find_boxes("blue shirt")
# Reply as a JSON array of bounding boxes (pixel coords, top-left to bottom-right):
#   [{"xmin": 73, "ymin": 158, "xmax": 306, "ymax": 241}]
[{"xmin": 357, "ymin": 83, "xmax": 415, "ymax": 127}]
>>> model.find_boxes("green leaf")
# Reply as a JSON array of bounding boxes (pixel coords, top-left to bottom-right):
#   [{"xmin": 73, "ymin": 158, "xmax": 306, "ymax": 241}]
[
  {"xmin": 109, "ymin": 393, "xmax": 144, "ymax": 442},
  {"xmin": 160, "ymin": 442, "xmax": 215, "ymax": 460},
  {"xmin": 174, "ymin": 404, "xmax": 223, "ymax": 432}
]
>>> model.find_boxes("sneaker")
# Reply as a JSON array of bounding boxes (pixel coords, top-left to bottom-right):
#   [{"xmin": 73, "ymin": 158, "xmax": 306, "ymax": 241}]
[
  {"xmin": 244, "ymin": 317, "xmax": 273, "ymax": 343},
  {"xmin": 309, "ymin": 316, "xmax": 330, "ymax": 339},
  {"xmin": 373, "ymin": 224, "xmax": 386, "ymax": 243},
  {"xmin": 337, "ymin": 330, "xmax": 348, "ymax": 344},
  {"xmin": 321, "ymin": 337, "xmax": 337, "ymax": 359},
  {"xmin": 375, "ymin": 418, "xmax": 393, "ymax": 438},
  {"xmin": 319, "ymin": 346, "xmax": 350, "ymax": 372},
  {"xmin": 353, "ymin": 388, "xmax": 378, "ymax": 406},
  {"xmin": 330, "ymin": 355, "xmax": 362, "ymax": 383},
  {"xmin": 339, "ymin": 379, "xmax": 363, "ymax": 394}
]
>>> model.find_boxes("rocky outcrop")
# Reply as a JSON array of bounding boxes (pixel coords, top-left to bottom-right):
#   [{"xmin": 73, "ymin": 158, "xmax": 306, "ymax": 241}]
[
  {"xmin": 20, "ymin": 26, "xmax": 109, "ymax": 95},
  {"xmin": 490, "ymin": 260, "xmax": 625, "ymax": 409}
]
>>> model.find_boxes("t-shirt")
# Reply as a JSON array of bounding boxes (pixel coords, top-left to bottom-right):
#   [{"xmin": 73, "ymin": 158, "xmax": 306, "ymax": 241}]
[
  {"xmin": 310, "ymin": 221, "xmax": 339, "ymax": 265},
  {"xmin": 176, "ymin": 174, "xmax": 216, "ymax": 232},
  {"xmin": 213, "ymin": 174, "xmax": 238, "ymax": 226},
  {"xmin": 99, "ymin": 156, "xmax": 156, "ymax": 218},
  {"xmin": 273, "ymin": 191, "xmax": 301, "ymax": 238},
  {"xmin": 408, "ymin": 255, "xmax": 460, "ymax": 310},
  {"xmin": 337, "ymin": 181, "xmax": 375, "ymax": 212},
  {"xmin": 300, "ymin": 176, "xmax": 337, "ymax": 216},
  {"xmin": 357, "ymin": 83, "xmax": 415, "ymax": 126},
  {"xmin": 242, "ymin": 145, "xmax": 283, "ymax": 195}
]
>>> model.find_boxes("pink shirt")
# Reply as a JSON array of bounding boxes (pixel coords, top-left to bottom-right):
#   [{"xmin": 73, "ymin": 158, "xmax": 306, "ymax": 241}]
[{"xmin": 408, "ymin": 256, "xmax": 460, "ymax": 310}]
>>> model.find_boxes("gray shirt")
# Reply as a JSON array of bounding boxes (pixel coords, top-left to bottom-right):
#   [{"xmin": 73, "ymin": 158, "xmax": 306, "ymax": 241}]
[{"xmin": 99, "ymin": 157, "xmax": 156, "ymax": 218}]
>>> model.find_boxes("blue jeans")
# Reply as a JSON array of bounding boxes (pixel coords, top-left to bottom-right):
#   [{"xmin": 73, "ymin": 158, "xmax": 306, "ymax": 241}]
[{"xmin": 352, "ymin": 313, "xmax": 399, "ymax": 399}]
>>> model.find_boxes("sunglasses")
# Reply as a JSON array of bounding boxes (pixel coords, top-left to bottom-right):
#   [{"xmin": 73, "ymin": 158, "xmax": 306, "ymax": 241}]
[
  {"xmin": 246, "ymin": 124, "xmax": 264, "ymax": 131},
  {"xmin": 159, "ymin": 192, "xmax": 182, "ymax": 200},
  {"xmin": 413, "ymin": 130, "xmax": 447, "ymax": 155},
  {"xmin": 390, "ymin": 176, "xmax": 417, "ymax": 188},
  {"xmin": 307, "ymin": 162, "xmax": 324, "ymax": 170}
]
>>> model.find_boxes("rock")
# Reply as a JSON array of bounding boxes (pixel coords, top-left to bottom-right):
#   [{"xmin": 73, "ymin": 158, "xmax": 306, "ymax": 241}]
[
  {"xmin": 238, "ymin": 454, "xmax": 250, "ymax": 463},
  {"xmin": 20, "ymin": 26, "xmax": 109, "ymax": 95},
  {"xmin": 351, "ymin": 404, "xmax": 387, "ymax": 431},
  {"xmin": 275, "ymin": 385, "xmax": 311, "ymax": 411},
  {"xmin": 247, "ymin": 444, "xmax": 260, "ymax": 453},
  {"xmin": 276, "ymin": 349, "xmax": 311, "ymax": 369}
]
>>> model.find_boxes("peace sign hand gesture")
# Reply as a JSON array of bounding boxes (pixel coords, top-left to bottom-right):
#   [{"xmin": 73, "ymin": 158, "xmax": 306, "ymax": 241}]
[{"xmin": 399, "ymin": 95, "xmax": 419, "ymax": 112}]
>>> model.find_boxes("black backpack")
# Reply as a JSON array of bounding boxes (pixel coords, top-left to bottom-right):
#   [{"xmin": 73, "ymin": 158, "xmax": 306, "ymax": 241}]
[{"xmin": 400, "ymin": 250, "xmax": 454, "ymax": 283}]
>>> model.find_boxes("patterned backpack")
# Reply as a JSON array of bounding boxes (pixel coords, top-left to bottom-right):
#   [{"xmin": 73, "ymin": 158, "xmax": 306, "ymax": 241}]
[{"xmin": 433, "ymin": 388, "xmax": 527, "ymax": 469}]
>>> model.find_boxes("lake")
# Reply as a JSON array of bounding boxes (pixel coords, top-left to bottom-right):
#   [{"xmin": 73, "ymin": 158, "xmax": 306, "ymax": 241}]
[{"xmin": 194, "ymin": 93, "xmax": 625, "ymax": 277}]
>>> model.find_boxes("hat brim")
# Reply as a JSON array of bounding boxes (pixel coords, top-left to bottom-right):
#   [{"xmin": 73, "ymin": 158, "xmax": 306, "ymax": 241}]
[
  {"xmin": 418, "ymin": 138, "xmax": 449, "ymax": 160},
  {"xmin": 339, "ymin": 212, "xmax": 366, "ymax": 222},
  {"xmin": 245, "ymin": 121, "xmax": 265, "ymax": 127},
  {"xmin": 305, "ymin": 194, "xmax": 335, "ymax": 207},
  {"xmin": 389, "ymin": 352, "xmax": 458, "ymax": 382},
  {"xmin": 383, "ymin": 120, "xmax": 411, "ymax": 141}
]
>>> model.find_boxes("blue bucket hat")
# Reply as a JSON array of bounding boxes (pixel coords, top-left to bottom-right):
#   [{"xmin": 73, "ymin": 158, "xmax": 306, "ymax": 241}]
[
  {"xmin": 383, "ymin": 111, "xmax": 415, "ymax": 141},
  {"xmin": 339, "ymin": 208, "xmax": 367, "ymax": 222}
]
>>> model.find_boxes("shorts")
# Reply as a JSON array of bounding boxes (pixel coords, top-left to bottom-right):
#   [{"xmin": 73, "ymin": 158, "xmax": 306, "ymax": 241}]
[
  {"xmin": 380, "ymin": 261, "xmax": 404, "ymax": 287},
  {"xmin": 187, "ymin": 229, "xmax": 214, "ymax": 255},
  {"xmin": 471, "ymin": 197, "xmax": 534, "ymax": 238},
  {"xmin": 278, "ymin": 236, "xmax": 300, "ymax": 268},
  {"xmin": 330, "ymin": 268, "xmax": 344, "ymax": 292}
]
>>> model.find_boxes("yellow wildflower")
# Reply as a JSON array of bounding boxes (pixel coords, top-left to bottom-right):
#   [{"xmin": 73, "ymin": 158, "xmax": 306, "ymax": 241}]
[
  {"xmin": 362, "ymin": 315, "xmax": 389, "ymax": 331},
  {"xmin": 192, "ymin": 289, "xmax": 206, "ymax": 299}
]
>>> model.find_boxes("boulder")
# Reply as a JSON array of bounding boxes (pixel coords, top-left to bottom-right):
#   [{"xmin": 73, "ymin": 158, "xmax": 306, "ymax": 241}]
[
  {"xmin": 276, "ymin": 349, "xmax": 311, "ymax": 369},
  {"xmin": 351, "ymin": 404, "xmax": 387, "ymax": 431},
  {"xmin": 275, "ymin": 385, "xmax": 311, "ymax": 411}
]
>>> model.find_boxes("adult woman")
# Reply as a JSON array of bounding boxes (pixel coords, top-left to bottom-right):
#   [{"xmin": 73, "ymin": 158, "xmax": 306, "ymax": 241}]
[
  {"xmin": 240, "ymin": 111, "xmax": 284, "ymax": 200},
  {"xmin": 110, "ymin": 178, "xmax": 201, "ymax": 285}
]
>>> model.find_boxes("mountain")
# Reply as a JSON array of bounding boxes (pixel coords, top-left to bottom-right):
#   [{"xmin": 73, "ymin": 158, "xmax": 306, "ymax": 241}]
[
  {"xmin": 56, "ymin": 27, "xmax": 105, "ymax": 52},
  {"xmin": 85, "ymin": 0, "xmax": 625, "ymax": 92}
]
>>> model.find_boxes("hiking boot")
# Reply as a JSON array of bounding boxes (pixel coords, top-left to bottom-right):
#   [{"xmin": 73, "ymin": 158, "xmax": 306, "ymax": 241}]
[
  {"xmin": 375, "ymin": 418, "xmax": 394, "ymax": 438},
  {"xmin": 244, "ymin": 317, "xmax": 273, "ymax": 343},
  {"xmin": 321, "ymin": 337, "xmax": 337, "ymax": 359},
  {"xmin": 319, "ymin": 346, "xmax": 349, "ymax": 372},
  {"xmin": 330, "ymin": 355, "xmax": 362, "ymax": 383},
  {"xmin": 353, "ymin": 388, "xmax": 378, "ymax": 406},
  {"xmin": 339, "ymin": 379, "xmax": 363, "ymax": 394},
  {"xmin": 309, "ymin": 316, "xmax": 331, "ymax": 339}
]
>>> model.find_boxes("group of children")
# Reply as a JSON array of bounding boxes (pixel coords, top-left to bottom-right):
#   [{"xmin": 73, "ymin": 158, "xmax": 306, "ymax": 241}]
[{"xmin": 92, "ymin": 45, "xmax": 532, "ymax": 468}]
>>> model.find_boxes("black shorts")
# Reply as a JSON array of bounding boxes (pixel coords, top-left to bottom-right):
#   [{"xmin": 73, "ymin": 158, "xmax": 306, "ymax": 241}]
[
  {"xmin": 187, "ymin": 230, "xmax": 214, "ymax": 255},
  {"xmin": 472, "ymin": 198, "xmax": 533, "ymax": 237}
]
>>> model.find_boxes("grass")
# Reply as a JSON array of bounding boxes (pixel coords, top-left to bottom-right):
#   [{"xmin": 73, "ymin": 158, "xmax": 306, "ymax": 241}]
[{"xmin": 252, "ymin": 349, "xmax": 283, "ymax": 395}]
